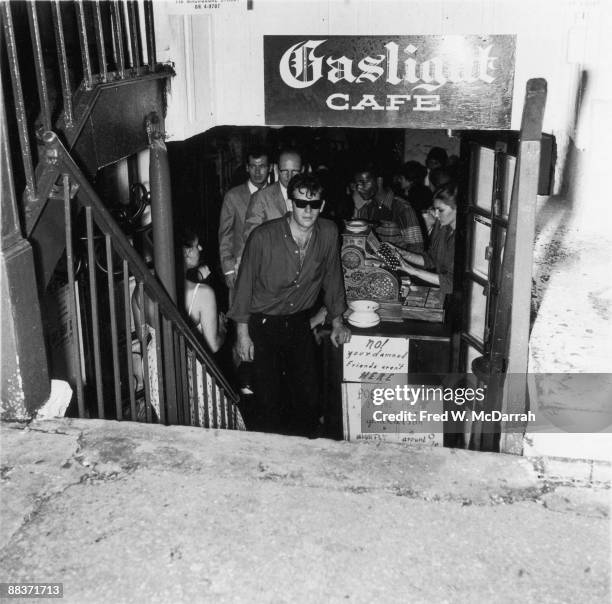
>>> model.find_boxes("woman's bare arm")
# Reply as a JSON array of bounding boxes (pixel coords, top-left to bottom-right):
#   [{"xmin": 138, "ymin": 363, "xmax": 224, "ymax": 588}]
[
  {"xmin": 397, "ymin": 259, "xmax": 441, "ymax": 287},
  {"xmin": 192, "ymin": 284, "xmax": 225, "ymax": 353}
]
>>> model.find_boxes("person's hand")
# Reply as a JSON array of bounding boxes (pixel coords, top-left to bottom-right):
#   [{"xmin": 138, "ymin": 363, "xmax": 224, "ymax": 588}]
[
  {"xmin": 198, "ymin": 265, "xmax": 211, "ymax": 280},
  {"xmin": 313, "ymin": 327, "xmax": 325, "ymax": 346},
  {"xmin": 236, "ymin": 329, "xmax": 254, "ymax": 362},
  {"xmin": 382, "ymin": 242, "xmax": 411, "ymax": 261},
  {"xmin": 397, "ymin": 256, "xmax": 417, "ymax": 275},
  {"xmin": 224, "ymin": 271, "xmax": 236, "ymax": 288},
  {"xmin": 330, "ymin": 317, "xmax": 351, "ymax": 348},
  {"xmin": 309, "ymin": 307, "xmax": 327, "ymax": 330}
]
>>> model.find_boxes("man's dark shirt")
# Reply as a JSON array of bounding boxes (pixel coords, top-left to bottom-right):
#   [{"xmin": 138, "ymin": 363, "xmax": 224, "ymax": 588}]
[
  {"xmin": 228, "ymin": 214, "xmax": 347, "ymax": 323},
  {"xmin": 355, "ymin": 190, "xmax": 425, "ymax": 252}
]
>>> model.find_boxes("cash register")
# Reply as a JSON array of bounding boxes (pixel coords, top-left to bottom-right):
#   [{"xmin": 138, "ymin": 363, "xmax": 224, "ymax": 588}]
[
  {"xmin": 341, "ymin": 221, "xmax": 444, "ymax": 322},
  {"xmin": 341, "ymin": 222, "xmax": 399, "ymax": 302}
]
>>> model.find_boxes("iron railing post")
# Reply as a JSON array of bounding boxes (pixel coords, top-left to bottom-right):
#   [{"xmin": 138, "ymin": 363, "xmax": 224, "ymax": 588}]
[
  {"xmin": 146, "ymin": 112, "xmax": 178, "ymax": 424},
  {"xmin": 0, "ymin": 77, "xmax": 50, "ymax": 418},
  {"xmin": 51, "ymin": 0, "xmax": 74, "ymax": 127},
  {"xmin": 26, "ymin": 2, "xmax": 52, "ymax": 131},
  {"xmin": 144, "ymin": 0, "xmax": 156, "ymax": 69},
  {"xmin": 146, "ymin": 113, "xmax": 176, "ymax": 302},
  {"xmin": 75, "ymin": 0, "xmax": 93, "ymax": 89},
  {"xmin": 1, "ymin": 2, "xmax": 36, "ymax": 201}
]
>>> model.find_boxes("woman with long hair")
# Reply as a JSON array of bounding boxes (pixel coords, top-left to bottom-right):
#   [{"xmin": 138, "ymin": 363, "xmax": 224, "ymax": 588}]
[
  {"xmin": 179, "ymin": 228, "xmax": 226, "ymax": 353},
  {"xmin": 131, "ymin": 228, "xmax": 226, "ymax": 421}
]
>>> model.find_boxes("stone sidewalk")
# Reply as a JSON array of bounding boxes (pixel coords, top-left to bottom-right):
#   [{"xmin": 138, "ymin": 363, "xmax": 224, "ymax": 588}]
[{"xmin": 0, "ymin": 419, "xmax": 609, "ymax": 603}]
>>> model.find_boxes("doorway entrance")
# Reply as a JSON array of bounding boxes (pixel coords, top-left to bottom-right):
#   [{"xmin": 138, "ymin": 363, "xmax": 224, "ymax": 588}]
[{"xmin": 166, "ymin": 102, "xmax": 547, "ymax": 450}]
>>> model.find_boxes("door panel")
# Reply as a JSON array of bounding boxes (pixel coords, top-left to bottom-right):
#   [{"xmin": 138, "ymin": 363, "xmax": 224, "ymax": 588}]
[
  {"xmin": 475, "ymin": 147, "xmax": 496, "ymax": 211},
  {"xmin": 469, "ymin": 215, "xmax": 492, "ymax": 279},
  {"xmin": 501, "ymin": 155, "xmax": 516, "ymax": 218},
  {"xmin": 458, "ymin": 137, "xmax": 517, "ymax": 373},
  {"xmin": 466, "ymin": 280, "xmax": 487, "ymax": 345}
]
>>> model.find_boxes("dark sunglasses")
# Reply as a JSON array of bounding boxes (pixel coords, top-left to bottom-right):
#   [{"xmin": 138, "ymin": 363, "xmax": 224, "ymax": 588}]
[{"xmin": 290, "ymin": 197, "xmax": 324, "ymax": 210}]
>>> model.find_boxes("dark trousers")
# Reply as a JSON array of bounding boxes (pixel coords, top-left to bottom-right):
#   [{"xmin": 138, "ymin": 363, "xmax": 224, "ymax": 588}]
[{"xmin": 248, "ymin": 310, "xmax": 320, "ymax": 437}]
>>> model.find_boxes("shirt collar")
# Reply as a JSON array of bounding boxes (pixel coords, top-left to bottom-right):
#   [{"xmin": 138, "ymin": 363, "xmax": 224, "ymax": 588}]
[
  {"xmin": 352, "ymin": 190, "xmax": 369, "ymax": 210},
  {"xmin": 281, "ymin": 183, "xmax": 292, "ymax": 211},
  {"xmin": 247, "ymin": 180, "xmax": 260, "ymax": 195},
  {"xmin": 284, "ymin": 214, "xmax": 320, "ymax": 238}
]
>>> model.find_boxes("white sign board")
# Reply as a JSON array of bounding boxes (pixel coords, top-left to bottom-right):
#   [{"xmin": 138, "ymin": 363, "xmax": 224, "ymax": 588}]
[
  {"xmin": 343, "ymin": 335, "xmax": 409, "ymax": 383},
  {"xmin": 343, "ymin": 382, "xmax": 443, "ymax": 447}
]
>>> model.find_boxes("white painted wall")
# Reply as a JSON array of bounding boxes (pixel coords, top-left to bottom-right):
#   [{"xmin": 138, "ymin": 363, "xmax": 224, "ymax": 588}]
[
  {"xmin": 526, "ymin": 1, "xmax": 612, "ymax": 461},
  {"xmin": 156, "ymin": 0, "xmax": 595, "ymax": 138}
]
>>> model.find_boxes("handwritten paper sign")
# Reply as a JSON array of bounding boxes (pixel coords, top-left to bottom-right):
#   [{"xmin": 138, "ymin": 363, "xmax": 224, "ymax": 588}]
[
  {"xmin": 343, "ymin": 335, "xmax": 409, "ymax": 382},
  {"xmin": 342, "ymin": 382, "xmax": 442, "ymax": 446}
]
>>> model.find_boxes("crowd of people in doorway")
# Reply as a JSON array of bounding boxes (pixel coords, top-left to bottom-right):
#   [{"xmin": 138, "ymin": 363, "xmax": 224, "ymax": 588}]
[{"xmin": 137, "ymin": 142, "xmax": 461, "ymax": 437}]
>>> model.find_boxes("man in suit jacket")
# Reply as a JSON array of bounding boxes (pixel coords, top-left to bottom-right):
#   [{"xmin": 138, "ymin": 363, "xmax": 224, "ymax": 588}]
[
  {"xmin": 218, "ymin": 146, "xmax": 270, "ymax": 291},
  {"xmin": 243, "ymin": 149, "xmax": 302, "ymax": 242}
]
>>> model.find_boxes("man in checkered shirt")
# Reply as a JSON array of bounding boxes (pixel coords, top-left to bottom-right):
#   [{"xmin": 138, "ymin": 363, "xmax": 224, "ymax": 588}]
[{"xmin": 350, "ymin": 163, "xmax": 425, "ymax": 253}]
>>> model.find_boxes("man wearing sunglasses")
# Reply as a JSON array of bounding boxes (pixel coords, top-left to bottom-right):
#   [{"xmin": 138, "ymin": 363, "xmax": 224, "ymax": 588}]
[
  {"xmin": 243, "ymin": 149, "xmax": 303, "ymax": 242},
  {"xmin": 229, "ymin": 173, "xmax": 351, "ymax": 438}
]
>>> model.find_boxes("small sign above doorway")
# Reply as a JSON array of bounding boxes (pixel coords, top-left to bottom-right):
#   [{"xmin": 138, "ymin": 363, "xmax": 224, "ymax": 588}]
[{"xmin": 264, "ymin": 35, "xmax": 516, "ymax": 129}]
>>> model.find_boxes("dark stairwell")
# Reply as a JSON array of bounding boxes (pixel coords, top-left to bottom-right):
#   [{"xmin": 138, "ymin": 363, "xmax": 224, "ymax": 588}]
[{"xmin": 1, "ymin": 0, "xmax": 240, "ymax": 429}]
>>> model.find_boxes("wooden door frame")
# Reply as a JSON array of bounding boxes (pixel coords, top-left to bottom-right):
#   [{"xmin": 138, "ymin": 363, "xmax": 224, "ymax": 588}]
[{"xmin": 454, "ymin": 80, "xmax": 547, "ymax": 453}]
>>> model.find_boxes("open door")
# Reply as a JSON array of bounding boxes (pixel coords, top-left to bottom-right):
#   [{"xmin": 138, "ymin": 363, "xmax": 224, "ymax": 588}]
[
  {"xmin": 454, "ymin": 80, "xmax": 547, "ymax": 452},
  {"xmin": 458, "ymin": 136, "xmax": 517, "ymax": 379}
]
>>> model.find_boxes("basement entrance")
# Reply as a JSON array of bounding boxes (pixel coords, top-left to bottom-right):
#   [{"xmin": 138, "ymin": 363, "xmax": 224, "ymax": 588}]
[{"xmin": 165, "ymin": 97, "xmax": 549, "ymax": 451}]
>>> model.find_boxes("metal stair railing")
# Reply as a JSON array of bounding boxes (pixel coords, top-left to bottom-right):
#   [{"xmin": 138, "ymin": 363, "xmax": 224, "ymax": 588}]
[
  {"xmin": 42, "ymin": 130, "xmax": 242, "ymax": 429},
  {"xmin": 1, "ymin": 0, "xmax": 170, "ymax": 234},
  {"xmin": 1, "ymin": 1, "xmax": 239, "ymax": 426}
]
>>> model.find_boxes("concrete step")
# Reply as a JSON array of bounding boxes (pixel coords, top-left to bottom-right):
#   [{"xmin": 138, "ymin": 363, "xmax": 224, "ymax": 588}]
[{"xmin": 1, "ymin": 418, "xmax": 609, "ymax": 603}]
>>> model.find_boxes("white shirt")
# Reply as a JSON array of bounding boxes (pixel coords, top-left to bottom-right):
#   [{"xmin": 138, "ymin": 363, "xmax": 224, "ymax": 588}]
[
  {"xmin": 281, "ymin": 183, "xmax": 291, "ymax": 212},
  {"xmin": 247, "ymin": 180, "xmax": 259, "ymax": 195}
]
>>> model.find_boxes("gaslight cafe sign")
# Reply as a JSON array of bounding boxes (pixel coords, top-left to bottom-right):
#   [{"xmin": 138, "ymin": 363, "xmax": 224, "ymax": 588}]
[{"xmin": 264, "ymin": 35, "xmax": 516, "ymax": 129}]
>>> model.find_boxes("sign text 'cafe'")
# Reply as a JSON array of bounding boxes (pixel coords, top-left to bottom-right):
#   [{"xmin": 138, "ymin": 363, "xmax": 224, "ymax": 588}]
[{"xmin": 264, "ymin": 35, "xmax": 516, "ymax": 129}]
